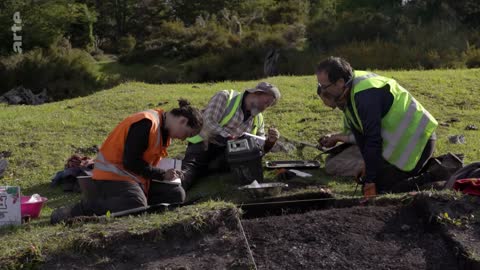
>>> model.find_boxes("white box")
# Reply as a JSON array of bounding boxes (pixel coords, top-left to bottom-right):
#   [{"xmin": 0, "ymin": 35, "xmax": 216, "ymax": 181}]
[
  {"xmin": 156, "ymin": 158, "xmax": 182, "ymax": 171},
  {"xmin": 0, "ymin": 186, "xmax": 21, "ymax": 227}
]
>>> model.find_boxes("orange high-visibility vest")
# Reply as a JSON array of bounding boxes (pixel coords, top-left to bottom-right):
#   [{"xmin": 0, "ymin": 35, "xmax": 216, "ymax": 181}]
[{"xmin": 92, "ymin": 109, "xmax": 171, "ymax": 195}]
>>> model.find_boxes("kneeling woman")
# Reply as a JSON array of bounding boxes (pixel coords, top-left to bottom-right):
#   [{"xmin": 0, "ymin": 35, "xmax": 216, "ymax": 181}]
[{"xmin": 51, "ymin": 100, "xmax": 203, "ymax": 224}]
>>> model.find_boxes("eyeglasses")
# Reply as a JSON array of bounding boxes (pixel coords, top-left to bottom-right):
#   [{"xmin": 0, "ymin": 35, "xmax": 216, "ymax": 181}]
[{"xmin": 317, "ymin": 82, "xmax": 334, "ymax": 97}]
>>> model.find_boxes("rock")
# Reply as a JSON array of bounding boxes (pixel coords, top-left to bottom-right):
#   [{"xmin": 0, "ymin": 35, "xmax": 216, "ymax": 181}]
[
  {"xmin": 446, "ymin": 117, "xmax": 460, "ymax": 123},
  {"xmin": 0, "ymin": 86, "xmax": 49, "ymax": 105},
  {"xmin": 465, "ymin": 124, "xmax": 478, "ymax": 131},
  {"xmin": 271, "ymin": 140, "xmax": 296, "ymax": 153},
  {"xmin": 448, "ymin": 135, "xmax": 466, "ymax": 144}
]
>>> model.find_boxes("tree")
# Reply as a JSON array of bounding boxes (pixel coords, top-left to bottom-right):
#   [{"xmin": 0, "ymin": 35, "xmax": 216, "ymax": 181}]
[
  {"xmin": 0, "ymin": 0, "xmax": 97, "ymax": 54},
  {"xmin": 165, "ymin": 0, "xmax": 242, "ymax": 25},
  {"xmin": 265, "ymin": 0, "xmax": 309, "ymax": 25}
]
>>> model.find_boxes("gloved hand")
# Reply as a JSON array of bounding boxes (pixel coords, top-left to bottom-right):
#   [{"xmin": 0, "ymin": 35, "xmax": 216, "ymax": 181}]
[{"xmin": 363, "ymin": 182, "xmax": 377, "ymax": 199}]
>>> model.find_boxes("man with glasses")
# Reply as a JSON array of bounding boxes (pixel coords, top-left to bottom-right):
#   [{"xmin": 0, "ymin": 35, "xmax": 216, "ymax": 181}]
[{"xmin": 316, "ymin": 56, "xmax": 438, "ymax": 198}]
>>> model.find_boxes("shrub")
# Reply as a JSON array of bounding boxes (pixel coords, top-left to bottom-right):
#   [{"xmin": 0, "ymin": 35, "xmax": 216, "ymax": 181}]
[
  {"xmin": 0, "ymin": 46, "xmax": 106, "ymax": 100},
  {"xmin": 330, "ymin": 40, "xmax": 417, "ymax": 70},
  {"xmin": 117, "ymin": 35, "xmax": 137, "ymax": 55},
  {"xmin": 464, "ymin": 46, "xmax": 480, "ymax": 68},
  {"xmin": 142, "ymin": 20, "xmax": 233, "ymax": 59},
  {"xmin": 182, "ymin": 48, "xmax": 265, "ymax": 82}
]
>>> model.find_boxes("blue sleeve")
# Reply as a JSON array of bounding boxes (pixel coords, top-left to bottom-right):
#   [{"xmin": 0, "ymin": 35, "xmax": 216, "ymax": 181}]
[{"xmin": 354, "ymin": 87, "xmax": 393, "ymax": 182}]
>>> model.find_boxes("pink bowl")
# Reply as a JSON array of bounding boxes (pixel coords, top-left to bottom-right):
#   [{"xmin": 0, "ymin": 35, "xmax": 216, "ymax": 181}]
[{"xmin": 21, "ymin": 196, "xmax": 48, "ymax": 218}]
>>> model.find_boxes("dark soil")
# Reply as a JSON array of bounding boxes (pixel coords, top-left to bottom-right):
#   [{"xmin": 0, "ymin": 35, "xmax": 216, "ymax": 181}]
[
  {"xmin": 417, "ymin": 195, "xmax": 480, "ymax": 268},
  {"xmin": 0, "ymin": 150, "xmax": 12, "ymax": 158},
  {"xmin": 71, "ymin": 144, "xmax": 99, "ymax": 155},
  {"xmin": 43, "ymin": 226, "xmax": 252, "ymax": 269},
  {"xmin": 243, "ymin": 205, "xmax": 458, "ymax": 270},
  {"xmin": 18, "ymin": 141, "xmax": 37, "ymax": 148},
  {"xmin": 41, "ymin": 210, "xmax": 254, "ymax": 270}
]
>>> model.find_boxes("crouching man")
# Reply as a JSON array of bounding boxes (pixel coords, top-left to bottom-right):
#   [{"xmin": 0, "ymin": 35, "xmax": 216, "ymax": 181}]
[
  {"xmin": 181, "ymin": 82, "xmax": 281, "ymax": 190},
  {"xmin": 315, "ymin": 57, "xmax": 438, "ymax": 198}
]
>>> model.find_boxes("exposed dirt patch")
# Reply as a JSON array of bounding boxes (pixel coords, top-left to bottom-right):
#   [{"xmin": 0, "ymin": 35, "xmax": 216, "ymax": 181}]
[
  {"xmin": 40, "ymin": 209, "xmax": 254, "ymax": 270},
  {"xmin": 71, "ymin": 144, "xmax": 99, "ymax": 155},
  {"xmin": 18, "ymin": 141, "xmax": 37, "ymax": 148},
  {"xmin": 14, "ymin": 159, "xmax": 39, "ymax": 168},
  {"xmin": 416, "ymin": 195, "xmax": 480, "ymax": 268},
  {"xmin": 243, "ymin": 205, "xmax": 458, "ymax": 270},
  {"xmin": 42, "ymin": 226, "xmax": 252, "ymax": 270},
  {"xmin": 0, "ymin": 150, "xmax": 12, "ymax": 158}
]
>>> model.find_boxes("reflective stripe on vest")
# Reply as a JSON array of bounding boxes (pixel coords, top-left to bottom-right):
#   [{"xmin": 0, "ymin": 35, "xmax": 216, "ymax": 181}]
[
  {"xmin": 251, "ymin": 113, "xmax": 263, "ymax": 135},
  {"xmin": 219, "ymin": 91, "xmax": 242, "ymax": 126},
  {"xmin": 352, "ymin": 72, "xmax": 379, "ymax": 86},
  {"xmin": 345, "ymin": 70, "xmax": 438, "ymax": 171},
  {"xmin": 187, "ymin": 90, "xmax": 263, "ymax": 143},
  {"xmin": 94, "ymin": 152, "xmax": 146, "ymax": 192}
]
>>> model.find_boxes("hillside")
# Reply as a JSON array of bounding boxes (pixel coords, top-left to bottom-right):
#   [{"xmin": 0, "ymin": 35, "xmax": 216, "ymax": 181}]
[{"xmin": 0, "ymin": 69, "xmax": 479, "ymax": 268}]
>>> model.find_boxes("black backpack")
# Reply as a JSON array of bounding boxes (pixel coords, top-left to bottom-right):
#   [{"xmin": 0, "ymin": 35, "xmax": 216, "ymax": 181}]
[{"xmin": 444, "ymin": 162, "xmax": 480, "ymax": 189}]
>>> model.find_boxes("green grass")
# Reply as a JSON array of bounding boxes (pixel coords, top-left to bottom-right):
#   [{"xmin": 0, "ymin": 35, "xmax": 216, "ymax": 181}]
[
  {"xmin": 0, "ymin": 68, "xmax": 479, "ymax": 263},
  {"xmin": 96, "ymin": 56, "xmax": 183, "ymax": 84},
  {"xmin": 0, "ymin": 201, "xmax": 236, "ymax": 269}
]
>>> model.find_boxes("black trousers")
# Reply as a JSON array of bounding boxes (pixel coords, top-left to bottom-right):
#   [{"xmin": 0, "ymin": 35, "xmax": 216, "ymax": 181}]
[
  {"xmin": 376, "ymin": 138, "xmax": 436, "ymax": 193},
  {"xmin": 71, "ymin": 179, "xmax": 185, "ymax": 217},
  {"xmin": 181, "ymin": 143, "xmax": 229, "ymax": 191}
]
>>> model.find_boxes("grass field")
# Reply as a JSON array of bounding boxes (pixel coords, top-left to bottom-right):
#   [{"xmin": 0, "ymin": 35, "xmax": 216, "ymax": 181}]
[{"xmin": 0, "ymin": 68, "xmax": 479, "ymax": 266}]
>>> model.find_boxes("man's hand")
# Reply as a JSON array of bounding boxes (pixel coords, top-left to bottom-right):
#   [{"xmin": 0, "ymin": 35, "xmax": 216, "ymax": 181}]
[
  {"xmin": 318, "ymin": 133, "xmax": 350, "ymax": 148},
  {"xmin": 164, "ymin": 169, "xmax": 182, "ymax": 181},
  {"xmin": 355, "ymin": 165, "xmax": 366, "ymax": 183},
  {"xmin": 318, "ymin": 134, "xmax": 339, "ymax": 148},
  {"xmin": 202, "ymin": 138, "xmax": 210, "ymax": 151},
  {"xmin": 267, "ymin": 127, "xmax": 280, "ymax": 143}
]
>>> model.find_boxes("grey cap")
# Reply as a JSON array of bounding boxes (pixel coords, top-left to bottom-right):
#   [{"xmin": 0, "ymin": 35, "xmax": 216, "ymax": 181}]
[{"xmin": 246, "ymin": 82, "xmax": 281, "ymax": 105}]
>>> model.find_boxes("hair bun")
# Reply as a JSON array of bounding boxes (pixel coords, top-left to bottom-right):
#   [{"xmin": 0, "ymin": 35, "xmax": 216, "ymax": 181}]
[{"xmin": 178, "ymin": 99, "xmax": 191, "ymax": 108}]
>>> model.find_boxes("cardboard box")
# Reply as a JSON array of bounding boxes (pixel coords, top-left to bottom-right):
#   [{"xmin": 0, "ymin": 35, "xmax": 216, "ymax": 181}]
[{"xmin": 0, "ymin": 186, "xmax": 21, "ymax": 227}]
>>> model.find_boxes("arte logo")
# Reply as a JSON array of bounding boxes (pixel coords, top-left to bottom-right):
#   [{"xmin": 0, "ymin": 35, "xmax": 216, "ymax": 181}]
[
  {"xmin": 0, "ymin": 195, "xmax": 7, "ymax": 209},
  {"xmin": 12, "ymin": 12, "xmax": 22, "ymax": 54}
]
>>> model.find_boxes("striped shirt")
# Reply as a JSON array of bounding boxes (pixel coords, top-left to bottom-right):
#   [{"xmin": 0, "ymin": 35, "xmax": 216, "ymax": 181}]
[{"xmin": 199, "ymin": 90, "xmax": 265, "ymax": 144}]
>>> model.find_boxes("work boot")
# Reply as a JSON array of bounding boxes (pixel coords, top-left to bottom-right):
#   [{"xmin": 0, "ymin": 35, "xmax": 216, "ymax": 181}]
[
  {"xmin": 427, "ymin": 153, "xmax": 463, "ymax": 181},
  {"xmin": 50, "ymin": 206, "xmax": 73, "ymax": 225}
]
